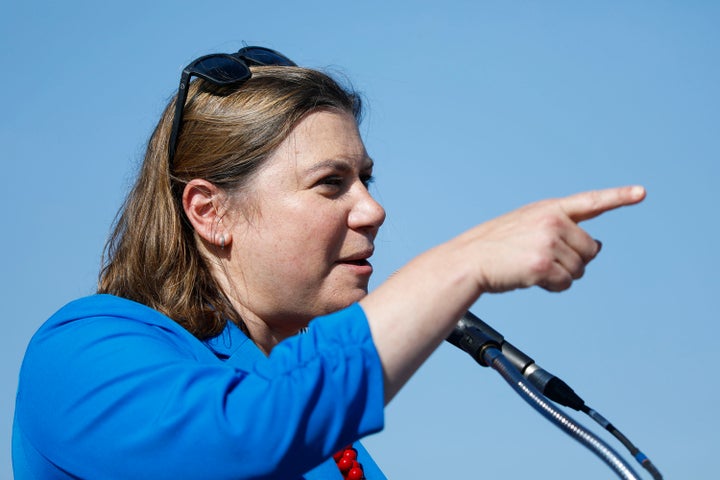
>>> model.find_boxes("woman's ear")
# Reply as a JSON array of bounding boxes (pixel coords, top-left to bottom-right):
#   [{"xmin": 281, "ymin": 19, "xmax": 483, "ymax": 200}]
[{"xmin": 182, "ymin": 179, "xmax": 231, "ymax": 248}]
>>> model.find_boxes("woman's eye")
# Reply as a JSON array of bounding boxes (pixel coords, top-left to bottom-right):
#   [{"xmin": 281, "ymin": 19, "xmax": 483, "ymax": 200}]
[
  {"xmin": 315, "ymin": 173, "xmax": 374, "ymax": 192},
  {"xmin": 361, "ymin": 174, "xmax": 375, "ymax": 188},
  {"xmin": 319, "ymin": 176, "xmax": 344, "ymax": 187}
]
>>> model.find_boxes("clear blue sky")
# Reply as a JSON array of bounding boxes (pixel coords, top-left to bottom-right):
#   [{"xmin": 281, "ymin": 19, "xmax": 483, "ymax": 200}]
[{"xmin": 2, "ymin": 1, "xmax": 718, "ymax": 478}]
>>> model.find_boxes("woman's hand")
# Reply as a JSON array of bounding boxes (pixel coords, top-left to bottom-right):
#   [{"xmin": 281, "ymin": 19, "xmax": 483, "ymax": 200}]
[
  {"xmin": 361, "ymin": 185, "xmax": 646, "ymax": 403},
  {"xmin": 458, "ymin": 185, "xmax": 646, "ymax": 294}
]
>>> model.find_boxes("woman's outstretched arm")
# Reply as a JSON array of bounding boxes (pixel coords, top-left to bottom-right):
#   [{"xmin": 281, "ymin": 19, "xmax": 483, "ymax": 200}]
[{"xmin": 360, "ymin": 185, "xmax": 646, "ymax": 404}]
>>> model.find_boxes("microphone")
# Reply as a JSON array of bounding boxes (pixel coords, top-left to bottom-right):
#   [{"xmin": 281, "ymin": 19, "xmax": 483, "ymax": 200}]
[{"xmin": 446, "ymin": 311, "xmax": 586, "ymax": 411}]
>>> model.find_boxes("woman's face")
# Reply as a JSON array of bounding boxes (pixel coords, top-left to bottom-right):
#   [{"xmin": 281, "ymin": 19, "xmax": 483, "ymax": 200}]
[{"xmin": 225, "ymin": 109, "xmax": 386, "ymax": 333}]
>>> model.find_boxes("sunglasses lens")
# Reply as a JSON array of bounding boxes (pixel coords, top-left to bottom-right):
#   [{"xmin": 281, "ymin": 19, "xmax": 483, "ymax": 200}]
[
  {"xmin": 170, "ymin": 47, "xmax": 295, "ymax": 165},
  {"xmin": 191, "ymin": 55, "xmax": 251, "ymax": 85},
  {"xmin": 237, "ymin": 47, "xmax": 297, "ymax": 67}
]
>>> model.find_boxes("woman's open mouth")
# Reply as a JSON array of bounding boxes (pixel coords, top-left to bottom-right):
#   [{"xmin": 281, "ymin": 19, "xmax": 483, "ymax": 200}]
[
  {"xmin": 342, "ymin": 259, "xmax": 370, "ymax": 266},
  {"xmin": 337, "ymin": 255, "xmax": 373, "ymax": 275}
]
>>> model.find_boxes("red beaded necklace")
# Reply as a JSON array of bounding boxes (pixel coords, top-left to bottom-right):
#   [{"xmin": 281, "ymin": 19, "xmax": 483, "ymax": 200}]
[{"xmin": 333, "ymin": 445, "xmax": 365, "ymax": 479}]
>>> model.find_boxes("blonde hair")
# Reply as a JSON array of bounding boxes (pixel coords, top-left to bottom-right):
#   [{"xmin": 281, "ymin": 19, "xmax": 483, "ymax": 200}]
[{"xmin": 99, "ymin": 66, "xmax": 362, "ymax": 339}]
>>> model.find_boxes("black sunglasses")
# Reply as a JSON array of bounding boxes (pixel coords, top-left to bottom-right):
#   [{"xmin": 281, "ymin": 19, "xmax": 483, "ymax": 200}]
[{"xmin": 168, "ymin": 46, "xmax": 296, "ymax": 168}]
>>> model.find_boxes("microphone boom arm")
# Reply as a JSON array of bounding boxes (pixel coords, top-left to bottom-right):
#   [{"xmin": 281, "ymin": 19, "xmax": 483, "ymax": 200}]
[{"xmin": 447, "ymin": 311, "xmax": 662, "ymax": 479}]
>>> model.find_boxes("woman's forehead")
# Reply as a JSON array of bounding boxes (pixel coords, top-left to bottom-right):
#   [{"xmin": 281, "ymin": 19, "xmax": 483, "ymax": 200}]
[{"xmin": 268, "ymin": 110, "xmax": 369, "ymax": 170}]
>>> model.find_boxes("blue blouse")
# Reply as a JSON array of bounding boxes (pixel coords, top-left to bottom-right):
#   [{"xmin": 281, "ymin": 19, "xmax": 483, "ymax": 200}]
[{"xmin": 13, "ymin": 294, "xmax": 386, "ymax": 479}]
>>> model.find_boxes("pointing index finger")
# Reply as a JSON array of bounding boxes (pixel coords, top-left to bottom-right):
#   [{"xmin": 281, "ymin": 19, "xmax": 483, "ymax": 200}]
[{"xmin": 560, "ymin": 186, "xmax": 646, "ymax": 223}]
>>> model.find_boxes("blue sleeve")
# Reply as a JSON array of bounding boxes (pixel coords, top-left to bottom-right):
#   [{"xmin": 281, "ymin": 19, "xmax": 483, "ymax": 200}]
[{"xmin": 13, "ymin": 298, "xmax": 384, "ymax": 479}]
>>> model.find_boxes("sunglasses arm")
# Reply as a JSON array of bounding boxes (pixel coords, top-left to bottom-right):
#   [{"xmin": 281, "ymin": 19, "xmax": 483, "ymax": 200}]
[{"xmin": 168, "ymin": 70, "xmax": 193, "ymax": 165}]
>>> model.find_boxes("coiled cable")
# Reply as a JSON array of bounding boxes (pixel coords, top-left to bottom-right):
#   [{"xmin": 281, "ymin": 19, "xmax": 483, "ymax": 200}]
[{"xmin": 482, "ymin": 346, "xmax": 642, "ymax": 480}]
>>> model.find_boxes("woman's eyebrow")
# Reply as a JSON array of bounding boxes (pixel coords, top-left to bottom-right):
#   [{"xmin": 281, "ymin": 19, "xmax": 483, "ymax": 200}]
[{"xmin": 303, "ymin": 157, "xmax": 374, "ymax": 175}]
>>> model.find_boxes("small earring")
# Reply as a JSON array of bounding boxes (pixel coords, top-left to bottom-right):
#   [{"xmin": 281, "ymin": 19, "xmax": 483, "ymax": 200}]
[{"xmin": 219, "ymin": 235, "xmax": 225, "ymax": 249}]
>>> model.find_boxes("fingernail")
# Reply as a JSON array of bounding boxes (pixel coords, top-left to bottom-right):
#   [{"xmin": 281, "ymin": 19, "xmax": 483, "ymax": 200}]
[
  {"xmin": 631, "ymin": 185, "xmax": 645, "ymax": 198},
  {"xmin": 595, "ymin": 240, "xmax": 603, "ymax": 254}
]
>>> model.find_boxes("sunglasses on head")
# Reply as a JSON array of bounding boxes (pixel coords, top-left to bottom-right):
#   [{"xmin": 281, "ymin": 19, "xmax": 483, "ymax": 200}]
[{"xmin": 168, "ymin": 46, "xmax": 297, "ymax": 168}]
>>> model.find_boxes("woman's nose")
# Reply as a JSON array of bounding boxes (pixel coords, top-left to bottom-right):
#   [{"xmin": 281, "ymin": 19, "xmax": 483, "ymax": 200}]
[{"xmin": 348, "ymin": 185, "xmax": 386, "ymax": 234}]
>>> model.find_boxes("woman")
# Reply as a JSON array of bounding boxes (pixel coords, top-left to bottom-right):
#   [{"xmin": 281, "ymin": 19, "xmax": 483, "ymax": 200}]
[{"xmin": 12, "ymin": 46, "xmax": 645, "ymax": 479}]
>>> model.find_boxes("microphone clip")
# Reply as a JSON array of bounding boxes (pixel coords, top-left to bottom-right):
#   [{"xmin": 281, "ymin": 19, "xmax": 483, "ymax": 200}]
[{"xmin": 446, "ymin": 324, "xmax": 502, "ymax": 367}]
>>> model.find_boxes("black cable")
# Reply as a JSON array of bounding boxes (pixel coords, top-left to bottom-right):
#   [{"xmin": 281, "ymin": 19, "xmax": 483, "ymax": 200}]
[{"xmin": 582, "ymin": 406, "xmax": 663, "ymax": 480}]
